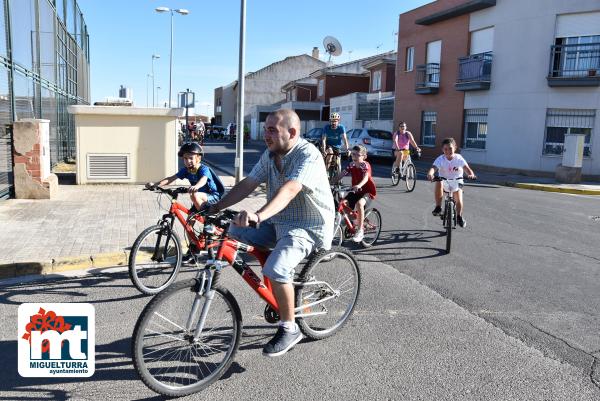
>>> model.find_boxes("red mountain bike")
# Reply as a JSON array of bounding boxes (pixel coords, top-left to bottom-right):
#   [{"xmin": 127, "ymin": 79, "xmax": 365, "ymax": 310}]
[
  {"xmin": 128, "ymin": 186, "xmax": 222, "ymax": 294},
  {"xmin": 131, "ymin": 210, "xmax": 361, "ymax": 397},
  {"xmin": 331, "ymin": 184, "xmax": 382, "ymax": 248}
]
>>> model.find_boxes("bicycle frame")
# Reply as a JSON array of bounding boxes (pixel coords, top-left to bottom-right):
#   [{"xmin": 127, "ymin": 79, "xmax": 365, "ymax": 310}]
[
  {"xmin": 336, "ymin": 199, "xmax": 359, "ymax": 235},
  {"xmin": 442, "ymin": 194, "xmax": 456, "ymax": 227},
  {"xmin": 188, "ymin": 226, "xmax": 340, "ymax": 340}
]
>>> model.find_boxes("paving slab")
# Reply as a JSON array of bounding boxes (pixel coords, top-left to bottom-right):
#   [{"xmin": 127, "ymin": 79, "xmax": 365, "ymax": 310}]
[{"xmin": 0, "ymin": 176, "xmax": 266, "ymax": 278}]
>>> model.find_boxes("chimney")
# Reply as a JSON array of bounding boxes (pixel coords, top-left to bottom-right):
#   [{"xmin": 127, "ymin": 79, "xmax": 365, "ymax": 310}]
[{"xmin": 312, "ymin": 47, "xmax": 319, "ymax": 59}]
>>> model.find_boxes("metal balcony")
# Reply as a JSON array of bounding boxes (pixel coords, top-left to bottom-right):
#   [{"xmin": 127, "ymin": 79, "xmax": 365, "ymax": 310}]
[
  {"xmin": 415, "ymin": 63, "xmax": 440, "ymax": 94},
  {"xmin": 455, "ymin": 52, "xmax": 492, "ymax": 91},
  {"xmin": 547, "ymin": 43, "xmax": 600, "ymax": 87}
]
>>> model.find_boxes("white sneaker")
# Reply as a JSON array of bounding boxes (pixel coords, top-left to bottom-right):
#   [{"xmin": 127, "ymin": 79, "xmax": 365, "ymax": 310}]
[{"xmin": 352, "ymin": 229, "xmax": 364, "ymax": 242}]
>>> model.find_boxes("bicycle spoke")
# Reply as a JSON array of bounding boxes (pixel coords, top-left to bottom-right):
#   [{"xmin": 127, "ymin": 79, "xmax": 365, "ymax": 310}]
[{"xmin": 154, "ymin": 312, "xmax": 186, "ymax": 331}]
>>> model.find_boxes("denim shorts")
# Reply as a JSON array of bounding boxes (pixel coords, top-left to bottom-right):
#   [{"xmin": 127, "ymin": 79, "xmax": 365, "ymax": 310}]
[
  {"xmin": 206, "ymin": 192, "xmax": 221, "ymax": 205},
  {"xmin": 228, "ymin": 221, "xmax": 315, "ymax": 283}
]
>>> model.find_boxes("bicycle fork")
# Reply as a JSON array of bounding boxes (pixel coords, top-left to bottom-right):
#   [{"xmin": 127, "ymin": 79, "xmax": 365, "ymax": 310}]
[{"xmin": 187, "ymin": 264, "xmax": 227, "ymax": 341}]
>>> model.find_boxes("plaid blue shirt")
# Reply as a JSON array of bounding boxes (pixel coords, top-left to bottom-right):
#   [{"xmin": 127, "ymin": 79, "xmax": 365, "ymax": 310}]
[{"xmin": 249, "ymin": 138, "xmax": 335, "ymax": 249}]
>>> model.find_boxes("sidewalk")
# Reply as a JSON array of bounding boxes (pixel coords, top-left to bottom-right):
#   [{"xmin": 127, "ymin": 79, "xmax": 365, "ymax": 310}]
[{"xmin": 0, "ymin": 176, "xmax": 266, "ymax": 279}]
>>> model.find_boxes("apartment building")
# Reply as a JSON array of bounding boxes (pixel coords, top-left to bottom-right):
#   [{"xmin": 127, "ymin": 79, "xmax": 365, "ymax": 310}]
[{"xmin": 395, "ymin": 0, "xmax": 600, "ymax": 176}]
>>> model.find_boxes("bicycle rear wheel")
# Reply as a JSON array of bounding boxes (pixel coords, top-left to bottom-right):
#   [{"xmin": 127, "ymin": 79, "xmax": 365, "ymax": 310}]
[
  {"xmin": 129, "ymin": 225, "xmax": 183, "ymax": 294},
  {"xmin": 391, "ymin": 166, "xmax": 400, "ymax": 186},
  {"xmin": 132, "ymin": 279, "xmax": 242, "ymax": 397},
  {"xmin": 445, "ymin": 203, "xmax": 453, "ymax": 253},
  {"xmin": 361, "ymin": 208, "xmax": 382, "ymax": 248},
  {"xmin": 404, "ymin": 163, "xmax": 416, "ymax": 192},
  {"xmin": 295, "ymin": 247, "xmax": 361, "ymax": 340}
]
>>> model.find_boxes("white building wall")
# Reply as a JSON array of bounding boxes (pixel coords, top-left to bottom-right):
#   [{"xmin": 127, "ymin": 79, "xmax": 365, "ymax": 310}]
[
  {"xmin": 217, "ymin": 55, "xmax": 325, "ymax": 130},
  {"xmin": 463, "ymin": 0, "xmax": 600, "ymax": 175}
]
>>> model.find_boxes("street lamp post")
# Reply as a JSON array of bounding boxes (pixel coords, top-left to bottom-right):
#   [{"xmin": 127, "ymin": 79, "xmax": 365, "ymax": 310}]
[
  {"xmin": 234, "ymin": 0, "xmax": 246, "ymax": 183},
  {"xmin": 156, "ymin": 86, "xmax": 161, "ymax": 107},
  {"xmin": 155, "ymin": 7, "xmax": 189, "ymax": 108},
  {"xmin": 151, "ymin": 54, "xmax": 160, "ymax": 107},
  {"xmin": 146, "ymin": 74, "xmax": 152, "ymax": 107}
]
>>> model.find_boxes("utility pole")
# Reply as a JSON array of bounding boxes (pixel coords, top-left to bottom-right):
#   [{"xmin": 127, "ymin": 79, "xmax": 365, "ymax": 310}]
[{"xmin": 234, "ymin": 0, "xmax": 246, "ymax": 183}]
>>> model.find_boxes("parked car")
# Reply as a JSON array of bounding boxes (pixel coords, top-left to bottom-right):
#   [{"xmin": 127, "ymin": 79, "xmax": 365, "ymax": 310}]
[
  {"xmin": 347, "ymin": 128, "xmax": 394, "ymax": 159},
  {"xmin": 303, "ymin": 127, "xmax": 324, "ymax": 147}
]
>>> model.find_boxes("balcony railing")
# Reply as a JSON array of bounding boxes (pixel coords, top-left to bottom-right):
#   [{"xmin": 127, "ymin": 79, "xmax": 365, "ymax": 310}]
[
  {"xmin": 547, "ymin": 43, "xmax": 600, "ymax": 87},
  {"xmin": 415, "ymin": 63, "xmax": 440, "ymax": 94},
  {"xmin": 455, "ymin": 52, "xmax": 492, "ymax": 91}
]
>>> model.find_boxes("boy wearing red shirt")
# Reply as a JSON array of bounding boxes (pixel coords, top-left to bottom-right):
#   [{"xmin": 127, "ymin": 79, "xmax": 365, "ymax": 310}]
[{"xmin": 334, "ymin": 145, "xmax": 377, "ymax": 242}]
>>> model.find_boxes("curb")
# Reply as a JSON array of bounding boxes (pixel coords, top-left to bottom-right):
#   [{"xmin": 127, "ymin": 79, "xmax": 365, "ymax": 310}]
[
  {"xmin": 506, "ymin": 182, "xmax": 600, "ymax": 195},
  {"xmin": 0, "ymin": 251, "xmax": 128, "ymax": 280}
]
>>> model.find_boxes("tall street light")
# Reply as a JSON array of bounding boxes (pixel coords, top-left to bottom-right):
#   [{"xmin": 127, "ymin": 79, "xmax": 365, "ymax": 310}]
[
  {"xmin": 235, "ymin": 0, "xmax": 246, "ymax": 183},
  {"xmin": 155, "ymin": 7, "xmax": 189, "ymax": 108},
  {"xmin": 151, "ymin": 54, "xmax": 160, "ymax": 107},
  {"xmin": 146, "ymin": 73, "xmax": 152, "ymax": 107},
  {"xmin": 156, "ymin": 86, "xmax": 161, "ymax": 107}
]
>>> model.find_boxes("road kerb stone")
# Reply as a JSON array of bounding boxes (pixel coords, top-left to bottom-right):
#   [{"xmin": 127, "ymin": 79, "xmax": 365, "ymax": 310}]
[
  {"xmin": 510, "ymin": 182, "xmax": 600, "ymax": 195},
  {"xmin": 0, "ymin": 261, "xmax": 50, "ymax": 279},
  {"xmin": 0, "ymin": 252, "xmax": 129, "ymax": 279}
]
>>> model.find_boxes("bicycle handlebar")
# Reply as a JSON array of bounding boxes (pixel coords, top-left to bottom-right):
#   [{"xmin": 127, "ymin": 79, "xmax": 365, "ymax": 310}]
[
  {"xmin": 144, "ymin": 184, "xmax": 189, "ymax": 198},
  {"xmin": 431, "ymin": 176, "xmax": 477, "ymax": 182}
]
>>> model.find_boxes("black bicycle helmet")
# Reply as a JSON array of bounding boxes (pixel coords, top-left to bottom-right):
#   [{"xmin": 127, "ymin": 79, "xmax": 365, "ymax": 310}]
[{"xmin": 178, "ymin": 142, "xmax": 204, "ymax": 157}]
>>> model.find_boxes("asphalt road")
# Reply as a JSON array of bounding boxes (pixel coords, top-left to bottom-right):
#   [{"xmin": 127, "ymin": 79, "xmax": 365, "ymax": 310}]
[
  {"xmin": 205, "ymin": 139, "xmax": 600, "ymax": 392},
  {"xmin": 2, "ymin": 256, "xmax": 599, "ymax": 400},
  {"xmin": 1, "ymin": 140, "xmax": 599, "ymax": 400}
]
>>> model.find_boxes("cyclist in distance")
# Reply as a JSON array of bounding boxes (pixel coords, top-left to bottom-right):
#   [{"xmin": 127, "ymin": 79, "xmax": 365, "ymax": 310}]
[
  {"xmin": 209, "ymin": 109, "xmax": 335, "ymax": 357},
  {"xmin": 332, "ymin": 145, "xmax": 377, "ymax": 242},
  {"xmin": 426, "ymin": 137, "xmax": 476, "ymax": 228},
  {"xmin": 392, "ymin": 122, "xmax": 421, "ymax": 173},
  {"xmin": 321, "ymin": 112, "xmax": 350, "ymax": 168}
]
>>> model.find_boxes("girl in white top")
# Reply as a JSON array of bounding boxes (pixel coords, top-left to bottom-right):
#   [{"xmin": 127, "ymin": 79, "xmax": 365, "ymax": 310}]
[{"xmin": 426, "ymin": 137, "xmax": 476, "ymax": 228}]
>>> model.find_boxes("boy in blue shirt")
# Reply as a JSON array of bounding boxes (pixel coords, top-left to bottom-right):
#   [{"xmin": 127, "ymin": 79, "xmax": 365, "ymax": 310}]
[
  {"xmin": 149, "ymin": 142, "xmax": 222, "ymax": 212},
  {"xmin": 148, "ymin": 142, "xmax": 223, "ymax": 262}
]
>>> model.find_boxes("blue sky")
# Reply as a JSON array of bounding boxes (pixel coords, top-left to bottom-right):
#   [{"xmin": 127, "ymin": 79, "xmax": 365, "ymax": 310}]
[{"xmin": 78, "ymin": 0, "xmax": 432, "ymax": 115}]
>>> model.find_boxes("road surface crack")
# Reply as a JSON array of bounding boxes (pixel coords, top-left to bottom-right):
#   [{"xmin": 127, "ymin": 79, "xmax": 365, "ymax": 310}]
[
  {"xmin": 515, "ymin": 317, "xmax": 600, "ymax": 391},
  {"xmin": 485, "ymin": 236, "xmax": 600, "ymax": 263}
]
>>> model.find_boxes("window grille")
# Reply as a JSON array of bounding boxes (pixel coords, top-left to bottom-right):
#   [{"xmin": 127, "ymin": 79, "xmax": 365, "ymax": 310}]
[
  {"xmin": 543, "ymin": 109, "xmax": 594, "ymax": 156},
  {"xmin": 421, "ymin": 111, "xmax": 437, "ymax": 146},
  {"xmin": 464, "ymin": 109, "xmax": 488, "ymax": 149}
]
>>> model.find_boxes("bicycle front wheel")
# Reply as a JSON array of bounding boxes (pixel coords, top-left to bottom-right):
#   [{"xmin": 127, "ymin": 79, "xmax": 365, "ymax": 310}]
[
  {"xmin": 332, "ymin": 223, "xmax": 344, "ymax": 247},
  {"xmin": 295, "ymin": 247, "xmax": 361, "ymax": 340},
  {"xmin": 445, "ymin": 203, "xmax": 453, "ymax": 253},
  {"xmin": 404, "ymin": 163, "xmax": 416, "ymax": 192},
  {"xmin": 391, "ymin": 166, "xmax": 400, "ymax": 186},
  {"xmin": 129, "ymin": 225, "xmax": 183, "ymax": 294},
  {"xmin": 361, "ymin": 208, "xmax": 382, "ymax": 248},
  {"xmin": 132, "ymin": 279, "xmax": 242, "ymax": 397}
]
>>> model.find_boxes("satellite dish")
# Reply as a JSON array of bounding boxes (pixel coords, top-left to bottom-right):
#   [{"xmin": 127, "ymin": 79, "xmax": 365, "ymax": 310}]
[{"xmin": 323, "ymin": 36, "xmax": 342, "ymax": 62}]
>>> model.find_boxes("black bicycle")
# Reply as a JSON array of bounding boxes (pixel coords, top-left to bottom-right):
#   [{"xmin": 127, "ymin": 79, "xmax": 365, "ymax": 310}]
[{"xmin": 432, "ymin": 176, "xmax": 474, "ymax": 253}]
